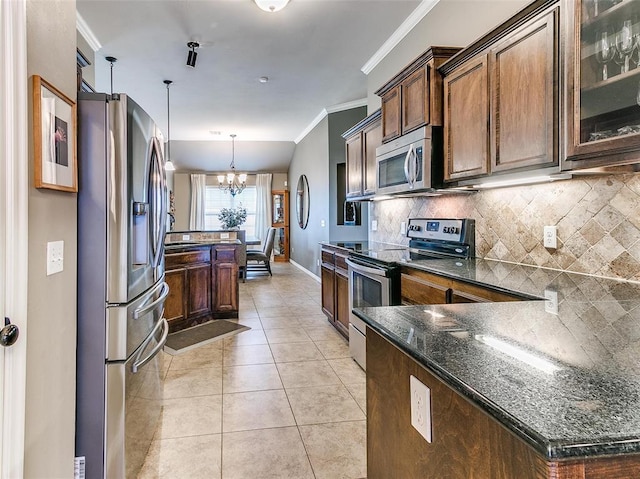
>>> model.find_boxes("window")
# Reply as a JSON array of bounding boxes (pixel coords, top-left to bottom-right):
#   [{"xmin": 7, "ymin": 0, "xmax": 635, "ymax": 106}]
[{"xmin": 204, "ymin": 186, "xmax": 257, "ymax": 237}]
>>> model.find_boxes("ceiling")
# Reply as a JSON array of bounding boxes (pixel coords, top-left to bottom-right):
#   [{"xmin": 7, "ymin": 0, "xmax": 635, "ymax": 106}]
[{"xmin": 76, "ymin": 0, "xmax": 422, "ymax": 173}]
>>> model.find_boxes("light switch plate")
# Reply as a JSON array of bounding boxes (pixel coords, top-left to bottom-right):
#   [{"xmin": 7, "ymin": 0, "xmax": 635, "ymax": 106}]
[
  {"xmin": 47, "ymin": 240, "xmax": 64, "ymax": 276},
  {"xmin": 401, "ymin": 222, "xmax": 406, "ymax": 235},
  {"xmin": 371, "ymin": 220, "xmax": 378, "ymax": 231},
  {"xmin": 410, "ymin": 375, "xmax": 432, "ymax": 443}
]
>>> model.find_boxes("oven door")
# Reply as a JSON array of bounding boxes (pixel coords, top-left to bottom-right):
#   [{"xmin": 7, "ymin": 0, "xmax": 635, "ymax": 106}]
[{"xmin": 346, "ymin": 258, "xmax": 393, "ymax": 370}]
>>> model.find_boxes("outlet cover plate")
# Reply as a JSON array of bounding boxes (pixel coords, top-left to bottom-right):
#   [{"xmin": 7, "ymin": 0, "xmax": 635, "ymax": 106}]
[
  {"xmin": 543, "ymin": 226, "xmax": 557, "ymax": 249},
  {"xmin": 410, "ymin": 375, "xmax": 432, "ymax": 443}
]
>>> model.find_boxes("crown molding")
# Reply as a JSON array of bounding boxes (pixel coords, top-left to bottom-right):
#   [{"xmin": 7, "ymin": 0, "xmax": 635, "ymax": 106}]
[
  {"xmin": 361, "ymin": 0, "xmax": 440, "ymax": 75},
  {"xmin": 76, "ymin": 12, "xmax": 102, "ymax": 52},
  {"xmin": 295, "ymin": 98, "xmax": 367, "ymax": 144}
]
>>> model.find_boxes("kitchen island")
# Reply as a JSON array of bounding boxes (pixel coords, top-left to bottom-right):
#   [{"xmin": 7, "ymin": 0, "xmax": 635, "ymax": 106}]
[
  {"xmin": 164, "ymin": 231, "xmax": 242, "ymax": 332},
  {"xmin": 355, "ymin": 258, "xmax": 640, "ymax": 478}
]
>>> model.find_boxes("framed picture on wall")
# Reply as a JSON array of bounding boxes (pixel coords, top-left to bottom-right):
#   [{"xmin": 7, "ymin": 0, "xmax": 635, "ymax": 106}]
[{"xmin": 32, "ymin": 75, "xmax": 77, "ymax": 192}]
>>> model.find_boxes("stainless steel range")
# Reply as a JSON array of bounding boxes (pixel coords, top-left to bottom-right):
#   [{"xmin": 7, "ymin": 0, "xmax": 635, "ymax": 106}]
[{"xmin": 347, "ymin": 218, "xmax": 475, "ymax": 370}]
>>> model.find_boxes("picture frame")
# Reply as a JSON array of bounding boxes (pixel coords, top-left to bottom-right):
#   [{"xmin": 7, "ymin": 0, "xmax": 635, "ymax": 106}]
[{"xmin": 33, "ymin": 75, "xmax": 77, "ymax": 192}]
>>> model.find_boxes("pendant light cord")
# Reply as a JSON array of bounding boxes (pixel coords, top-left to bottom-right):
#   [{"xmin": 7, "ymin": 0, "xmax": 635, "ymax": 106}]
[{"xmin": 164, "ymin": 80, "xmax": 173, "ymax": 161}]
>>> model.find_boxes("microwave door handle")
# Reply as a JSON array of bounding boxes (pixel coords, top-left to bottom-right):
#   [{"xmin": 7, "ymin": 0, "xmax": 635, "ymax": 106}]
[
  {"xmin": 412, "ymin": 148, "xmax": 420, "ymax": 184},
  {"xmin": 405, "ymin": 145, "xmax": 416, "ymax": 188},
  {"xmin": 403, "ymin": 146, "xmax": 412, "ymax": 185}
]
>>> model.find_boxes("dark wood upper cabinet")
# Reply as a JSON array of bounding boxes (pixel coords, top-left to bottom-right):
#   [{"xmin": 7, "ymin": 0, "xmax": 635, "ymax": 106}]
[
  {"xmin": 381, "ymin": 86, "xmax": 401, "ymax": 142},
  {"xmin": 490, "ymin": 8, "xmax": 558, "ymax": 173},
  {"xmin": 376, "ymin": 47, "xmax": 461, "ymax": 144},
  {"xmin": 440, "ymin": 0, "xmax": 560, "ymax": 183},
  {"xmin": 444, "ymin": 55, "xmax": 490, "ymax": 181},
  {"xmin": 402, "ymin": 68, "xmax": 430, "ymax": 132},
  {"xmin": 343, "ymin": 109, "xmax": 382, "ymax": 199},
  {"xmin": 563, "ymin": 0, "xmax": 640, "ymax": 170},
  {"xmin": 345, "ymin": 133, "xmax": 364, "ymax": 198},
  {"xmin": 362, "ymin": 116, "xmax": 382, "ymax": 195}
]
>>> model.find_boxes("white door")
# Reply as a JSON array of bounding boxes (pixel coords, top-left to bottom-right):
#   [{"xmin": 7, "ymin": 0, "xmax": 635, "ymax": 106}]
[{"xmin": 0, "ymin": 1, "xmax": 28, "ymax": 477}]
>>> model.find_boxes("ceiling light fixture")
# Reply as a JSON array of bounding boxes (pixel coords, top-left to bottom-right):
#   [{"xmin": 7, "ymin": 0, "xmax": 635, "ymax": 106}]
[
  {"xmin": 186, "ymin": 41, "xmax": 199, "ymax": 67},
  {"xmin": 254, "ymin": 0, "xmax": 289, "ymax": 13},
  {"xmin": 218, "ymin": 134, "xmax": 246, "ymax": 196},
  {"xmin": 164, "ymin": 80, "xmax": 175, "ymax": 171}
]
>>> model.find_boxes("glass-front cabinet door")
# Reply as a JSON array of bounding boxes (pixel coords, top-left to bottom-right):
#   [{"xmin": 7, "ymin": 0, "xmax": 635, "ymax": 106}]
[
  {"xmin": 564, "ymin": 0, "xmax": 640, "ymax": 169},
  {"xmin": 271, "ymin": 190, "xmax": 289, "ymax": 262}
]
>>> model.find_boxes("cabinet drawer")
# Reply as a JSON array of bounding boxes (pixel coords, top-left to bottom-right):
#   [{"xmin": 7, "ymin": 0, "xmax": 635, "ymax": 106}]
[
  {"xmin": 213, "ymin": 245, "xmax": 237, "ymax": 263},
  {"xmin": 321, "ymin": 250, "xmax": 335, "ymax": 264},
  {"xmin": 335, "ymin": 254, "xmax": 348, "ymax": 270},
  {"xmin": 166, "ymin": 249, "xmax": 211, "ymax": 269}
]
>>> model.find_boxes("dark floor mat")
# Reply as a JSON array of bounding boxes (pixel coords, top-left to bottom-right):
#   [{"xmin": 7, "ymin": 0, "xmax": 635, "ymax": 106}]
[{"xmin": 164, "ymin": 320, "xmax": 250, "ymax": 355}]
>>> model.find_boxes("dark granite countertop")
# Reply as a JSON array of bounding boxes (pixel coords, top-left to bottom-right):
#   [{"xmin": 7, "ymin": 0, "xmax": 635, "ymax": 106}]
[
  {"xmin": 355, "ymin": 266, "xmax": 640, "ymax": 460},
  {"xmin": 165, "ymin": 239, "xmax": 241, "ymax": 251},
  {"xmin": 320, "ymin": 240, "xmax": 404, "ymax": 254}
]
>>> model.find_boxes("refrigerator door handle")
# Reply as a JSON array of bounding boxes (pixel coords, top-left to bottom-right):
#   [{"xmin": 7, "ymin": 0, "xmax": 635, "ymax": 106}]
[
  {"xmin": 133, "ymin": 282, "xmax": 169, "ymax": 320},
  {"xmin": 149, "ymin": 137, "xmax": 167, "ymax": 271},
  {"xmin": 132, "ymin": 317, "xmax": 169, "ymax": 373}
]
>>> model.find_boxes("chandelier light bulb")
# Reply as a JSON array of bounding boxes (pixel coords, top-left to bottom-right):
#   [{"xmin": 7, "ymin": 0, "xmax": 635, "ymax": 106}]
[{"xmin": 254, "ymin": 0, "xmax": 289, "ymax": 13}]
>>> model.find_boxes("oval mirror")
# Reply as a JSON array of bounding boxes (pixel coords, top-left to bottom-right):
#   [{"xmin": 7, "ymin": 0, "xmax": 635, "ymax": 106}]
[{"xmin": 296, "ymin": 174, "xmax": 309, "ymax": 229}]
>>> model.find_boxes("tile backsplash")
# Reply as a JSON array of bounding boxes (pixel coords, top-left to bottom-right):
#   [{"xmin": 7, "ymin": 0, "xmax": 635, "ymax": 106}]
[{"xmin": 370, "ymin": 173, "xmax": 640, "ymax": 282}]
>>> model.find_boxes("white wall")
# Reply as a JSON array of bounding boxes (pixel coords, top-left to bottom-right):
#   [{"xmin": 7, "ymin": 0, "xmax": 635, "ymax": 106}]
[
  {"xmin": 25, "ymin": 1, "xmax": 78, "ymax": 477},
  {"xmin": 367, "ymin": 0, "xmax": 529, "ymax": 111}
]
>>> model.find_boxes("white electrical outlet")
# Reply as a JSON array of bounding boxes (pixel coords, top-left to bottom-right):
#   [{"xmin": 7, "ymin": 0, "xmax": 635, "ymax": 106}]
[
  {"xmin": 544, "ymin": 289, "xmax": 559, "ymax": 315},
  {"xmin": 47, "ymin": 240, "xmax": 64, "ymax": 276},
  {"xmin": 543, "ymin": 226, "xmax": 557, "ymax": 249},
  {"xmin": 321, "ymin": 219, "xmax": 325, "ymax": 227},
  {"xmin": 401, "ymin": 221, "xmax": 406, "ymax": 235},
  {"xmin": 410, "ymin": 375, "xmax": 432, "ymax": 443},
  {"xmin": 371, "ymin": 220, "xmax": 378, "ymax": 231},
  {"xmin": 182, "ymin": 234, "xmax": 190, "ymax": 241}
]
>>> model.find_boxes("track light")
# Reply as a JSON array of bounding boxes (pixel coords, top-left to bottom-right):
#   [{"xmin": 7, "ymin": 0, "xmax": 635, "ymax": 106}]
[{"xmin": 186, "ymin": 42, "xmax": 199, "ymax": 68}]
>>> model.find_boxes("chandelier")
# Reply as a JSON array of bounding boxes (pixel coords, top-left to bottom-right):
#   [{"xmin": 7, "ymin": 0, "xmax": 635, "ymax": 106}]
[{"xmin": 218, "ymin": 134, "xmax": 246, "ymax": 196}]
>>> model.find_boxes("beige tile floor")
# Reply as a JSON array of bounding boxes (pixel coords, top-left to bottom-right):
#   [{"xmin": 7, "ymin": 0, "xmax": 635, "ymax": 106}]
[{"xmin": 139, "ymin": 262, "xmax": 367, "ymax": 479}]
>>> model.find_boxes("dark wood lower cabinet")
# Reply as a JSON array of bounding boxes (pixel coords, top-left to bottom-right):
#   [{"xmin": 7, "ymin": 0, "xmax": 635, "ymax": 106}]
[
  {"xmin": 367, "ymin": 328, "xmax": 640, "ymax": 478},
  {"xmin": 212, "ymin": 245, "xmax": 239, "ymax": 314},
  {"xmin": 165, "ymin": 268, "xmax": 187, "ymax": 323},
  {"xmin": 321, "ymin": 263, "xmax": 335, "ymax": 321},
  {"xmin": 320, "ymin": 244, "xmax": 350, "ymax": 339},
  {"xmin": 165, "ymin": 244, "xmax": 239, "ymax": 332},
  {"xmin": 401, "ymin": 266, "xmax": 524, "ymax": 305},
  {"xmin": 334, "ymin": 270, "xmax": 350, "ymax": 337},
  {"xmin": 187, "ymin": 264, "xmax": 212, "ymax": 317}
]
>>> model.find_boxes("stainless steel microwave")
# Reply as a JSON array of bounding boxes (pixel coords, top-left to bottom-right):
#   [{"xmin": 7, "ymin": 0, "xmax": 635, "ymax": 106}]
[{"xmin": 376, "ymin": 126, "xmax": 442, "ymax": 195}]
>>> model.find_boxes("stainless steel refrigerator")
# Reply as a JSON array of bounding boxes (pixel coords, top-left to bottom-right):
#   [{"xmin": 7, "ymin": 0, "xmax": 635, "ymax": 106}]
[{"xmin": 76, "ymin": 92, "xmax": 169, "ymax": 479}]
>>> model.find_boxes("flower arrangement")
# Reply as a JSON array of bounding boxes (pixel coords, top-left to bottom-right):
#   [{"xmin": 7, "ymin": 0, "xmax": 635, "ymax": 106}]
[{"xmin": 218, "ymin": 206, "xmax": 247, "ymax": 230}]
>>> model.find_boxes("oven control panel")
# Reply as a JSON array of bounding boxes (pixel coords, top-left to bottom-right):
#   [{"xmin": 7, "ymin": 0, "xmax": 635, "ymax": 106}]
[{"xmin": 407, "ymin": 218, "xmax": 471, "ymax": 243}]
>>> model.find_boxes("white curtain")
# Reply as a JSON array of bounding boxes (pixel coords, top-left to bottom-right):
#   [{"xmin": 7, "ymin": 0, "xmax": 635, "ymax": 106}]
[
  {"xmin": 189, "ymin": 174, "xmax": 206, "ymax": 230},
  {"xmin": 255, "ymin": 173, "xmax": 272, "ymax": 241}
]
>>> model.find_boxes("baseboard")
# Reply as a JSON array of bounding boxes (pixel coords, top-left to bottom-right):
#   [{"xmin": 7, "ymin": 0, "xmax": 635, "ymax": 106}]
[{"xmin": 290, "ymin": 259, "xmax": 321, "ymax": 283}]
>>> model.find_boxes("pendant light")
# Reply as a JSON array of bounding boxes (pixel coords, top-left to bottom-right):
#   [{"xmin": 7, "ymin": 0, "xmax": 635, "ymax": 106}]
[
  {"xmin": 164, "ymin": 80, "xmax": 175, "ymax": 171},
  {"xmin": 254, "ymin": 0, "xmax": 289, "ymax": 13},
  {"xmin": 218, "ymin": 134, "xmax": 246, "ymax": 196}
]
